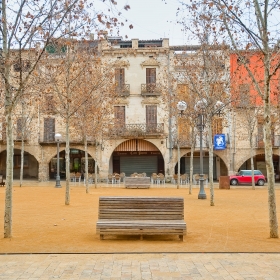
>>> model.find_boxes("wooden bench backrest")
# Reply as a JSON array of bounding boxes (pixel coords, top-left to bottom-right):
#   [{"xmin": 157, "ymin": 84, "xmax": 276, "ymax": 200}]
[{"xmin": 98, "ymin": 196, "xmax": 184, "ymax": 220}]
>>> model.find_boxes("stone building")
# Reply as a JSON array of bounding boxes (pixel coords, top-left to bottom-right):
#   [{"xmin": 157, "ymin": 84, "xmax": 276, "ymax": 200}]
[{"xmin": 0, "ymin": 37, "xmax": 278, "ymax": 182}]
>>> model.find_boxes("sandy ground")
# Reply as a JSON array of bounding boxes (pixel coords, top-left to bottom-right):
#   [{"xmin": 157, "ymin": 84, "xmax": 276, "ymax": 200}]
[{"xmin": 0, "ymin": 180, "xmax": 280, "ymax": 253}]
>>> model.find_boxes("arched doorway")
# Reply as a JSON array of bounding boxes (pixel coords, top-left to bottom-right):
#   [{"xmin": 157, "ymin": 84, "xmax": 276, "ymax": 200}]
[
  {"xmin": 111, "ymin": 139, "xmax": 164, "ymax": 176},
  {"xmin": 0, "ymin": 149, "xmax": 39, "ymax": 179},
  {"xmin": 238, "ymin": 153, "xmax": 280, "ymax": 181},
  {"xmin": 174, "ymin": 151, "xmax": 228, "ymax": 180},
  {"xmin": 49, "ymin": 148, "xmax": 97, "ymax": 179}
]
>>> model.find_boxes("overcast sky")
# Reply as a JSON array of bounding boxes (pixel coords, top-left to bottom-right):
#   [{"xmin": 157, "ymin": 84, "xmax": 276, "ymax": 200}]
[{"xmin": 99, "ymin": 0, "xmax": 188, "ymax": 46}]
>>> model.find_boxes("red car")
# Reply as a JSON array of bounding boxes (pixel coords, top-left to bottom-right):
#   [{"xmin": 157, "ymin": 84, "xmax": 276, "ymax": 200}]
[{"xmin": 230, "ymin": 170, "xmax": 266, "ymax": 186}]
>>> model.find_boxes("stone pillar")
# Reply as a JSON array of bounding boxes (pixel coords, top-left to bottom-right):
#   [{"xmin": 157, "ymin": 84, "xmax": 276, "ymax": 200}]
[
  {"xmin": 132, "ymin": 39, "xmax": 138, "ymax": 49},
  {"xmin": 162, "ymin": 38, "xmax": 169, "ymax": 48},
  {"xmin": 38, "ymin": 162, "xmax": 49, "ymax": 181}
]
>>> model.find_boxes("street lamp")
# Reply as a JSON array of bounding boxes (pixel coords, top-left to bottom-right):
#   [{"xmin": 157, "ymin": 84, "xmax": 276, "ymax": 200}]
[
  {"xmin": 176, "ymin": 101, "xmax": 187, "ymax": 188},
  {"xmin": 194, "ymin": 99, "xmax": 207, "ymax": 199},
  {"xmin": 55, "ymin": 133, "xmax": 62, "ymax": 188}
]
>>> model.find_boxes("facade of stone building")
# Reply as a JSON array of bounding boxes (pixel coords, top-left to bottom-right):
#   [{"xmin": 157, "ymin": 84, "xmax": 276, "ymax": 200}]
[{"xmin": 0, "ymin": 37, "xmax": 279, "ymax": 182}]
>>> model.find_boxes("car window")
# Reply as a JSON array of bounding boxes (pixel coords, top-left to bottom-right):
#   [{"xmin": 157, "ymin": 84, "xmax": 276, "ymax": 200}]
[
  {"xmin": 254, "ymin": 170, "xmax": 262, "ymax": 175},
  {"xmin": 243, "ymin": 171, "xmax": 251, "ymax": 175}
]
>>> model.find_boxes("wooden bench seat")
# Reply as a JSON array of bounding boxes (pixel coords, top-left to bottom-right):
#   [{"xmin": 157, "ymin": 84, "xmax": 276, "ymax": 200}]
[
  {"xmin": 96, "ymin": 196, "xmax": 187, "ymax": 241},
  {"xmin": 124, "ymin": 177, "xmax": 150, "ymax": 188}
]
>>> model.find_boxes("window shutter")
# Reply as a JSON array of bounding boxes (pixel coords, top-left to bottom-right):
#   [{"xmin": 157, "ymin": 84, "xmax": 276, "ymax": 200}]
[
  {"xmin": 212, "ymin": 117, "xmax": 223, "ymax": 135},
  {"xmin": 146, "ymin": 68, "xmax": 156, "ymax": 84},
  {"xmin": 44, "ymin": 118, "xmax": 55, "ymax": 141}
]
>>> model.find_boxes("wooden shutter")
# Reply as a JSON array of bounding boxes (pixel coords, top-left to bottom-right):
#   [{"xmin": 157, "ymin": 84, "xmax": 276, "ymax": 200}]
[
  {"xmin": 44, "ymin": 118, "xmax": 55, "ymax": 141},
  {"xmin": 146, "ymin": 68, "xmax": 156, "ymax": 84},
  {"xmin": 17, "ymin": 118, "xmax": 24, "ymax": 140},
  {"xmin": 146, "ymin": 105, "xmax": 157, "ymax": 132},
  {"xmin": 115, "ymin": 68, "xmax": 125, "ymax": 86},
  {"xmin": 114, "ymin": 106, "xmax": 125, "ymax": 127},
  {"xmin": 212, "ymin": 117, "xmax": 223, "ymax": 135},
  {"xmin": 177, "ymin": 84, "xmax": 189, "ymax": 100}
]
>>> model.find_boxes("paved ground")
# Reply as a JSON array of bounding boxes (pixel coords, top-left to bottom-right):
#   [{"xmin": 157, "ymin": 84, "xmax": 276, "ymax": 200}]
[
  {"xmin": 1, "ymin": 253, "xmax": 280, "ymax": 279},
  {"xmin": 0, "ymin": 180, "xmax": 280, "ymax": 279}
]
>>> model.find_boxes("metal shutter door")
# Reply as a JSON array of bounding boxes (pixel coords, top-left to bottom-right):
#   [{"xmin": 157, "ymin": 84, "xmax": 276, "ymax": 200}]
[
  {"xmin": 120, "ymin": 156, "xmax": 157, "ymax": 177},
  {"xmin": 184, "ymin": 156, "xmax": 217, "ymax": 179}
]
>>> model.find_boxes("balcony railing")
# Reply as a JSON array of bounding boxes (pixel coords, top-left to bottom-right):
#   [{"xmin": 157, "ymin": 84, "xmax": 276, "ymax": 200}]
[
  {"xmin": 110, "ymin": 123, "xmax": 164, "ymax": 138},
  {"xmin": 141, "ymin": 83, "xmax": 161, "ymax": 96},
  {"xmin": 115, "ymin": 84, "xmax": 130, "ymax": 97},
  {"xmin": 255, "ymin": 135, "xmax": 280, "ymax": 148},
  {"xmin": 174, "ymin": 138, "xmax": 193, "ymax": 148}
]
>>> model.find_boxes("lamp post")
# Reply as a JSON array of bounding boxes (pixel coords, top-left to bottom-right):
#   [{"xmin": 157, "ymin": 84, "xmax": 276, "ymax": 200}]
[
  {"xmin": 194, "ymin": 99, "xmax": 208, "ymax": 199},
  {"xmin": 177, "ymin": 101, "xmax": 187, "ymax": 188},
  {"xmin": 55, "ymin": 133, "xmax": 62, "ymax": 188}
]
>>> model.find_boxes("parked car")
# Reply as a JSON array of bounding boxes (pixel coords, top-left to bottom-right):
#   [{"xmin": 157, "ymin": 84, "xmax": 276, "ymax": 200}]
[{"xmin": 229, "ymin": 170, "xmax": 266, "ymax": 186}]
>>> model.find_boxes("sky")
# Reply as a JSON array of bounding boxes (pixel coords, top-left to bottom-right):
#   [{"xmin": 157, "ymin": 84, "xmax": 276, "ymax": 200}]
[{"xmin": 98, "ymin": 0, "xmax": 189, "ymax": 46}]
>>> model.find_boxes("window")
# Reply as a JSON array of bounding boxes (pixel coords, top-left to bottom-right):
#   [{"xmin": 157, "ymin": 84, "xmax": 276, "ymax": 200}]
[
  {"xmin": 114, "ymin": 106, "xmax": 125, "ymax": 130},
  {"xmin": 212, "ymin": 117, "xmax": 223, "ymax": 135},
  {"xmin": 14, "ymin": 60, "xmax": 31, "ymax": 72},
  {"xmin": 177, "ymin": 84, "xmax": 189, "ymax": 100},
  {"xmin": 44, "ymin": 118, "xmax": 55, "ymax": 142},
  {"xmin": 115, "ymin": 68, "xmax": 125, "ymax": 86},
  {"xmin": 146, "ymin": 105, "xmax": 157, "ymax": 132},
  {"xmin": 16, "ymin": 118, "xmax": 27, "ymax": 140},
  {"xmin": 44, "ymin": 95, "xmax": 55, "ymax": 113},
  {"xmin": 238, "ymin": 84, "xmax": 250, "ymax": 107},
  {"xmin": 146, "ymin": 68, "xmax": 156, "ymax": 84}
]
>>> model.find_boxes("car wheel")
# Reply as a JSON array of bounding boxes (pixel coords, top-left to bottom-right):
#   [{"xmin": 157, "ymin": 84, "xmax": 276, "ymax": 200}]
[
  {"xmin": 257, "ymin": 179, "xmax": 265, "ymax": 186},
  {"xmin": 230, "ymin": 179, "xmax": 238, "ymax": 186}
]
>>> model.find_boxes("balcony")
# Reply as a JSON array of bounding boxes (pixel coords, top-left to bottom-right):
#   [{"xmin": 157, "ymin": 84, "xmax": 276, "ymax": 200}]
[
  {"xmin": 110, "ymin": 123, "xmax": 164, "ymax": 138},
  {"xmin": 255, "ymin": 135, "xmax": 280, "ymax": 148},
  {"xmin": 115, "ymin": 84, "xmax": 130, "ymax": 97},
  {"xmin": 39, "ymin": 134, "xmax": 97, "ymax": 145},
  {"xmin": 141, "ymin": 83, "xmax": 161, "ymax": 96},
  {"xmin": 174, "ymin": 138, "xmax": 193, "ymax": 148}
]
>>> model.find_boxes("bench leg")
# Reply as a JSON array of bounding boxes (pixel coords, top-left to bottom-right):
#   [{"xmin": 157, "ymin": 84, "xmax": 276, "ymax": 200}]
[
  {"xmin": 100, "ymin": 234, "xmax": 104, "ymax": 240},
  {"xmin": 179, "ymin": 235, "xmax": 183, "ymax": 241}
]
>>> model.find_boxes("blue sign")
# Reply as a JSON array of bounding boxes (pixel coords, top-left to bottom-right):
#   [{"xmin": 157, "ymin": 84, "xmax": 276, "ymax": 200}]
[{"xmin": 214, "ymin": 134, "xmax": 226, "ymax": 150}]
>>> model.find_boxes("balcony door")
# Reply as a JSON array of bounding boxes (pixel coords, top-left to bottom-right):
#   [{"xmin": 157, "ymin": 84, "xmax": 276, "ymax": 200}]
[
  {"xmin": 146, "ymin": 68, "xmax": 156, "ymax": 93},
  {"xmin": 114, "ymin": 106, "xmax": 125, "ymax": 132},
  {"xmin": 115, "ymin": 68, "xmax": 125, "ymax": 89},
  {"xmin": 146, "ymin": 105, "xmax": 157, "ymax": 133}
]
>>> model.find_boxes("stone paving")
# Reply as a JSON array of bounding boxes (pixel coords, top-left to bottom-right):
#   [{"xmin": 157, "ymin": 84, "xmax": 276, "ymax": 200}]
[{"xmin": 1, "ymin": 253, "xmax": 280, "ymax": 279}]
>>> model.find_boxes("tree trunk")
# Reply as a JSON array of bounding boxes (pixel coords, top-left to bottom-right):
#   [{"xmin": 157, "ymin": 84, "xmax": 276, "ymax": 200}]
[
  {"xmin": 3, "ymin": 0, "xmax": 13, "ymax": 238},
  {"xmin": 250, "ymin": 136, "xmax": 255, "ymax": 190},
  {"xmin": 177, "ymin": 141, "xmax": 180, "ymax": 189},
  {"xmin": 84, "ymin": 137, "xmax": 89, "ymax": 193},
  {"xmin": 4, "ymin": 111, "xmax": 14, "ymax": 238},
  {"xmin": 65, "ymin": 116, "xmax": 70, "ymax": 205},
  {"xmin": 208, "ymin": 122, "xmax": 214, "ymax": 206},
  {"xmin": 189, "ymin": 126, "xmax": 195, "ymax": 195},
  {"xmin": 20, "ymin": 136, "xmax": 25, "ymax": 188},
  {"xmin": 94, "ymin": 144, "xmax": 98, "ymax": 188}
]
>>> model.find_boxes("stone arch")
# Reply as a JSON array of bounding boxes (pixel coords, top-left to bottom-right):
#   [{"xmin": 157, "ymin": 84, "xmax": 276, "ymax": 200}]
[
  {"xmin": 110, "ymin": 139, "xmax": 164, "ymax": 176},
  {"xmin": 174, "ymin": 149, "xmax": 228, "ymax": 179},
  {"xmin": 0, "ymin": 148, "xmax": 39, "ymax": 179},
  {"xmin": 235, "ymin": 150, "xmax": 280, "ymax": 178}
]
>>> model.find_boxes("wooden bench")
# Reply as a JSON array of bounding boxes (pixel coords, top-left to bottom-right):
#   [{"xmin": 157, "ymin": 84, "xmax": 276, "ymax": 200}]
[
  {"xmin": 0, "ymin": 175, "xmax": 5, "ymax": 187},
  {"xmin": 96, "ymin": 196, "xmax": 187, "ymax": 241},
  {"xmin": 124, "ymin": 177, "xmax": 150, "ymax": 188}
]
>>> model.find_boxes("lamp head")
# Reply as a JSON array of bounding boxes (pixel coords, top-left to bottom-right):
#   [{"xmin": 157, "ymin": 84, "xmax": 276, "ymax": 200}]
[
  {"xmin": 177, "ymin": 101, "xmax": 187, "ymax": 112},
  {"xmin": 55, "ymin": 133, "xmax": 62, "ymax": 142},
  {"xmin": 194, "ymin": 98, "xmax": 207, "ymax": 112}
]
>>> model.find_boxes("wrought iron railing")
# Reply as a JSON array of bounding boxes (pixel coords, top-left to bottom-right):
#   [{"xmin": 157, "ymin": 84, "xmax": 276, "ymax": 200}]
[
  {"xmin": 110, "ymin": 123, "xmax": 164, "ymax": 138},
  {"xmin": 255, "ymin": 135, "xmax": 280, "ymax": 148},
  {"xmin": 115, "ymin": 84, "xmax": 130, "ymax": 96},
  {"xmin": 141, "ymin": 83, "xmax": 161, "ymax": 96}
]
